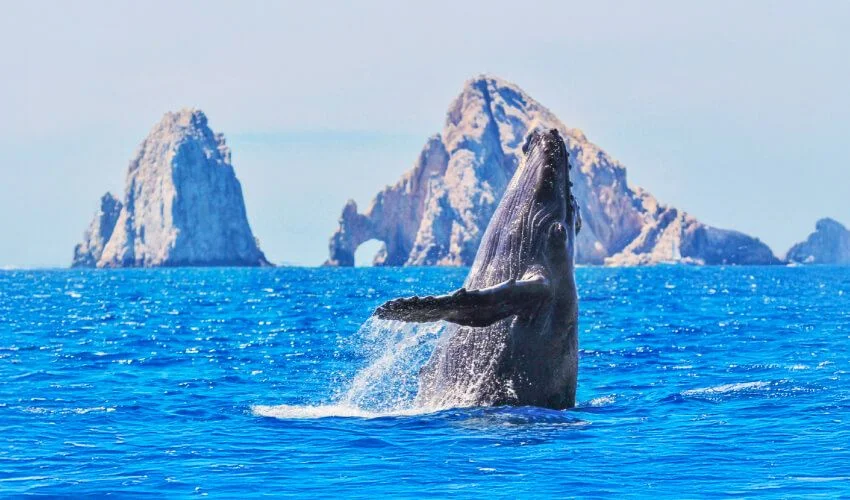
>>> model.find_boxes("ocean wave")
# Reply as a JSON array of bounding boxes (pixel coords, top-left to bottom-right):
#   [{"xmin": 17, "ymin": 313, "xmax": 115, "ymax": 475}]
[{"xmin": 674, "ymin": 380, "xmax": 821, "ymax": 403}]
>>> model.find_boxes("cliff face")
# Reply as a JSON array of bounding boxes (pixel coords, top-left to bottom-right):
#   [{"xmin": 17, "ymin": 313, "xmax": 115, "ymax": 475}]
[
  {"xmin": 786, "ymin": 218, "xmax": 850, "ymax": 265},
  {"xmin": 72, "ymin": 109, "xmax": 270, "ymax": 268},
  {"xmin": 327, "ymin": 75, "xmax": 779, "ymax": 267},
  {"xmin": 71, "ymin": 192, "xmax": 123, "ymax": 268}
]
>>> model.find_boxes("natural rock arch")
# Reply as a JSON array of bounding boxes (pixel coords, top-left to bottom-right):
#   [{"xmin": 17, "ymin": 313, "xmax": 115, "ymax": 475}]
[
  {"xmin": 325, "ymin": 75, "xmax": 781, "ymax": 267},
  {"xmin": 324, "ymin": 135, "xmax": 451, "ymax": 266},
  {"xmin": 353, "ymin": 239, "xmax": 386, "ymax": 267}
]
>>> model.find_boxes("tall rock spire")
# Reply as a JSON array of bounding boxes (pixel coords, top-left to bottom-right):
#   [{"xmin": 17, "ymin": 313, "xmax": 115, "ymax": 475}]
[
  {"xmin": 72, "ymin": 109, "xmax": 270, "ymax": 268},
  {"xmin": 71, "ymin": 192, "xmax": 123, "ymax": 268}
]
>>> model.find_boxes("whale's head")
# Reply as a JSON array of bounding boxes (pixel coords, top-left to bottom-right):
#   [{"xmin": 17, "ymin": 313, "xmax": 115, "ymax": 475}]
[
  {"xmin": 468, "ymin": 128, "xmax": 581, "ymax": 285},
  {"xmin": 521, "ymin": 128, "xmax": 581, "ymax": 268}
]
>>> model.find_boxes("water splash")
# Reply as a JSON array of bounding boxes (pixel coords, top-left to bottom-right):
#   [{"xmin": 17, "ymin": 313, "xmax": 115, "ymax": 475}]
[
  {"xmin": 254, "ymin": 316, "xmax": 448, "ymax": 419},
  {"xmin": 336, "ymin": 317, "xmax": 447, "ymax": 411}
]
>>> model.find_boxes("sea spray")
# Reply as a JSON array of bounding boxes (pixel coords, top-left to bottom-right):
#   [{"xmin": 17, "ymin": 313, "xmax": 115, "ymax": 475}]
[
  {"xmin": 335, "ymin": 316, "xmax": 447, "ymax": 412},
  {"xmin": 253, "ymin": 316, "xmax": 448, "ymax": 418}
]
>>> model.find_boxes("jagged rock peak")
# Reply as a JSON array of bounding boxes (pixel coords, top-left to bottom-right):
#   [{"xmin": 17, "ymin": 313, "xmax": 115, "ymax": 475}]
[
  {"xmin": 326, "ymin": 75, "xmax": 779, "ymax": 267},
  {"xmin": 71, "ymin": 192, "xmax": 123, "ymax": 268},
  {"xmin": 786, "ymin": 218, "xmax": 850, "ymax": 264},
  {"xmin": 72, "ymin": 109, "xmax": 271, "ymax": 268},
  {"xmin": 129, "ymin": 108, "xmax": 231, "ymax": 172}
]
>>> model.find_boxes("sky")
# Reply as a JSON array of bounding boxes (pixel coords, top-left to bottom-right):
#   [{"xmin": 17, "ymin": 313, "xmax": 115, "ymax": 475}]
[{"xmin": 1, "ymin": 0, "xmax": 848, "ymax": 267}]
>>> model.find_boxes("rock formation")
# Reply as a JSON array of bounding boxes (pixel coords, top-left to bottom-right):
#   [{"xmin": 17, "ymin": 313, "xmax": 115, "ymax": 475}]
[
  {"xmin": 72, "ymin": 109, "xmax": 270, "ymax": 268},
  {"xmin": 326, "ymin": 75, "xmax": 780, "ymax": 267},
  {"xmin": 786, "ymin": 218, "xmax": 850, "ymax": 264},
  {"xmin": 71, "ymin": 192, "xmax": 123, "ymax": 268},
  {"xmin": 603, "ymin": 189, "xmax": 780, "ymax": 266}
]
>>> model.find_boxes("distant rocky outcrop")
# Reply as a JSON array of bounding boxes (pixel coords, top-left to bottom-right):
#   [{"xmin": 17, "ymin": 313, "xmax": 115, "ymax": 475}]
[
  {"xmin": 72, "ymin": 192, "xmax": 123, "ymax": 267},
  {"xmin": 72, "ymin": 109, "xmax": 270, "ymax": 268},
  {"xmin": 786, "ymin": 218, "xmax": 850, "ymax": 265},
  {"xmin": 604, "ymin": 189, "xmax": 780, "ymax": 266},
  {"xmin": 326, "ymin": 75, "xmax": 780, "ymax": 267}
]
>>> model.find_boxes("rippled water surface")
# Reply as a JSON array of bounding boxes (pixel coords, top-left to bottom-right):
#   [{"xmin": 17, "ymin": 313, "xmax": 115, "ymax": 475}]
[{"xmin": 1, "ymin": 266, "xmax": 849, "ymax": 497}]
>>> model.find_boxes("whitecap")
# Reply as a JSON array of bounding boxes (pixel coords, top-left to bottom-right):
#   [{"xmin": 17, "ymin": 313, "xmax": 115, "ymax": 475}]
[
  {"xmin": 585, "ymin": 395, "xmax": 616, "ymax": 407},
  {"xmin": 0, "ymin": 476, "xmax": 51, "ymax": 482},
  {"xmin": 72, "ymin": 406, "xmax": 115, "ymax": 414},
  {"xmin": 681, "ymin": 381, "xmax": 770, "ymax": 396},
  {"xmin": 792, "ymin": 476, "xmax": 850, "ymax": 483},
  {"xmin": 63, "ymin": 441, "xmax": 96, "ymax": 448}
]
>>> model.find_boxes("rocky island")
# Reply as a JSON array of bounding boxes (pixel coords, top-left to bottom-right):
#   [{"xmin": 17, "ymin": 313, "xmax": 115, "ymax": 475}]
[
  {"xmin": 72, "ymin": 109, "xmax": 270, "ymax": 268},
  {"xmin": 326, "ymin": 75, "xmax": 780, "ymax": 267},
  {"xmin": 786, "ymin": 218, "xmax": 850, "ymax": 265}
]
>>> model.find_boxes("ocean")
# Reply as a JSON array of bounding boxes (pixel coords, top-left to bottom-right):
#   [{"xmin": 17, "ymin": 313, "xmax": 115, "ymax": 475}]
[{"xmin": 1, "ymin": 266, "xmax": 848, "ymax": 497}]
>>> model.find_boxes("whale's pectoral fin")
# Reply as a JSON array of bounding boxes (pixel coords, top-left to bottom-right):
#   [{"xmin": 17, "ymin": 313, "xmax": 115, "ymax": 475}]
[{"xmin": 374, "ymin": 275, "xmax": 551, "ymax": 327}]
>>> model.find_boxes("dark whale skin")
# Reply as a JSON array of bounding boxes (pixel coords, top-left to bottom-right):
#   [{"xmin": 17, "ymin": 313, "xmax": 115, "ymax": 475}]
[{"xmin": 376, "ymin": 129, "xmax": 581, "ymax": 410}]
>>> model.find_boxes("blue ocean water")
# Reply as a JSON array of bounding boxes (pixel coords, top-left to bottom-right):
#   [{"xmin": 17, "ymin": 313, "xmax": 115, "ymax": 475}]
[{"xmin": 1, "ymin": 266, "xmax": 848, "ymax": 497}]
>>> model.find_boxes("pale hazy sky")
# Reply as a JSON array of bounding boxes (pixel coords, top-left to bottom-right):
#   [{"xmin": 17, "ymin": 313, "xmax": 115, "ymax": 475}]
[{"xmin": 1, "ymin": 0, "xmax": 848, "ymax": 267}]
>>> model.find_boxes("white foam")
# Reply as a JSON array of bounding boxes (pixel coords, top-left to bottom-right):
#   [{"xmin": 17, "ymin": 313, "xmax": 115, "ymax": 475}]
[
  {"xmin": 681, "ymin": 381, "xmax": 769, "ymax": 396},
  {"xmin": 63, "ymin": 441, "xmax": 97, "ymax": 448},
  {"xmin": 792, "ymin": 476, "xmax": 850, "ymax": 483},
  {"xmin": 251, "ymin": 404, "xmax": 438, "ymax": 420},
  {"xmin": 586, "ymin": 395, "xmax": 616, "ymax": 407}
]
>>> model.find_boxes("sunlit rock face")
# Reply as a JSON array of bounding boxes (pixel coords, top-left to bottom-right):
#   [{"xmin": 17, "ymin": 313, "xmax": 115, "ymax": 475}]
[
  {"xmin": 324, "ymin": 136, "xmax": 449, "ymax": 266},
  {"xmin": 786, "ymin": 218, "xmax": 850, "ymax": 265},
  {"xmin": 327, "ymin": 75, "xmax": 779, "ymax": 267},
  {"xmin": 71, "ymin": 192, "xmax": 123, "ymax": 268},
  {"xmin": 73, "ymin": 109, "xmax": 270, "ymax": 268}
]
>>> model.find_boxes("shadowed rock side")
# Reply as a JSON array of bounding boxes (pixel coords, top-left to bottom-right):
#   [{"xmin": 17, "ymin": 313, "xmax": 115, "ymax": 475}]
[
  {"xmin": 72, "ymin": 192, "xmax": 123, "ymax": 268},
  {"xmin": 72, "ymin": 109, "xmax": 270, "ymax": 268},
  {"xmin": 605, "ymin": 190, "xmax": 780, "ymax": 266},
  {"xmin": 786, "ymin": 218, "xmax": 850, "ymax": 264},
  {"xmin": 326, "ymin": 75, "xmax": 780, "ymax": 267}
]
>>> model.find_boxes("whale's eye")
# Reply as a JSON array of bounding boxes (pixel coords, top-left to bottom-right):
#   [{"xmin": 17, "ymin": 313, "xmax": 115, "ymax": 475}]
[{"xmin": 551, "ymin": 222, "xmax": 566, "ymax": 239}]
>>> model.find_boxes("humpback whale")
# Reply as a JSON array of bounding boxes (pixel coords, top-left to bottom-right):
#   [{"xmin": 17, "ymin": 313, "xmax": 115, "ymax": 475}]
[{"xmin": 376, "ymin": 129, "xmax": 582, "ymax": 409}]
